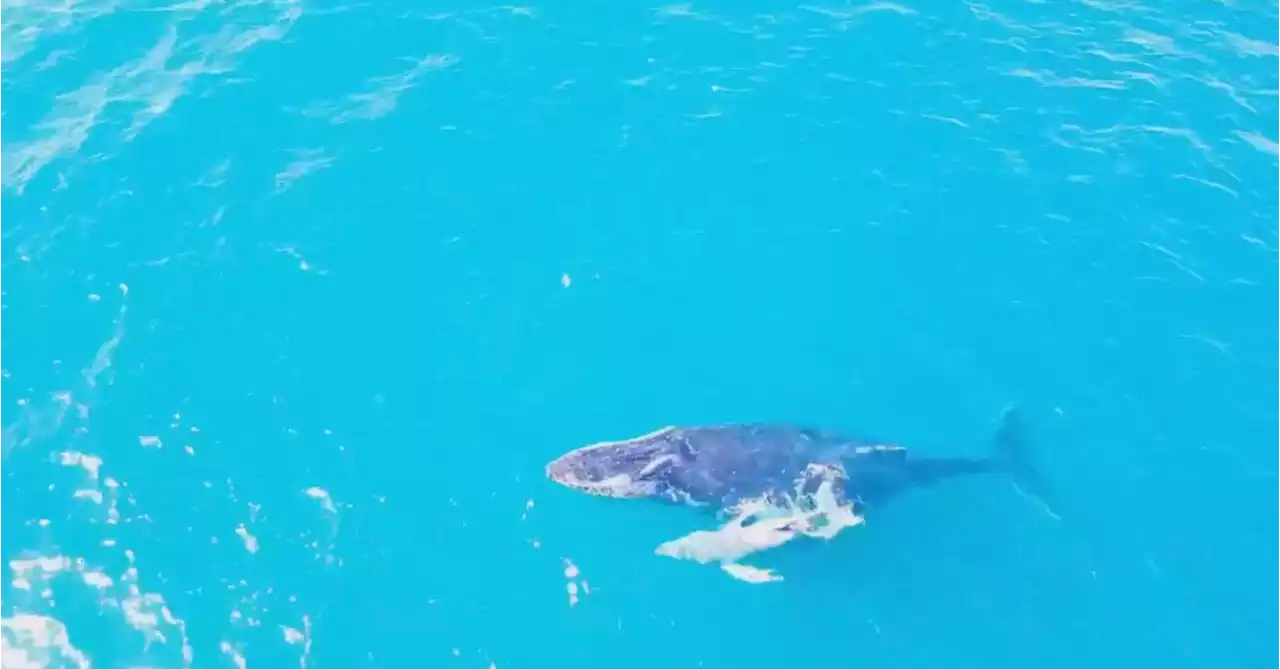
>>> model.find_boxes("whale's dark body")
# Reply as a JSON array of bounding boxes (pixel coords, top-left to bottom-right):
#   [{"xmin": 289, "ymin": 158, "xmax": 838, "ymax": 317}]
[{"xmin": 546, "ymin": 409, "xmax": 1048, "ymax": 515}]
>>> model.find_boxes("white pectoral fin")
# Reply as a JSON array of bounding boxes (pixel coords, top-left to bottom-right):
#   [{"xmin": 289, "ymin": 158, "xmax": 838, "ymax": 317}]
[
  {"xmin": 653, "ymin": 479, "xmax": 867, "ymax": 584},
  {"xmin": 721, "ymin": 563, "xmax": 783, "ymax": 583},
  {"xmin": 655, "ymin": 522, "xmax": 794, "ymax": 585},
  {"xmin": 654, "ymin": 509, "xmax": 804, "ymax": 584}
]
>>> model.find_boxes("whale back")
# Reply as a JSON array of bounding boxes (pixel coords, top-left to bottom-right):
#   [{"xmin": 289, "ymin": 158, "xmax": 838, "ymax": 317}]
[{"xmin": 666, "ymin": 424, "xmax": 863, "ymax": 506}]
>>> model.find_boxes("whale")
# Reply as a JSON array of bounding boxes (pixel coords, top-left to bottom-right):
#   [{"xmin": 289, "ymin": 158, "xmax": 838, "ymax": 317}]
[{"xmin": 545, "ymin": 408, "xmax": 1050, "ymax": 581}]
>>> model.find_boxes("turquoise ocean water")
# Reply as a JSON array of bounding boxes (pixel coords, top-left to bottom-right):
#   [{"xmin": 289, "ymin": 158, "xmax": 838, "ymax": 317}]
[{"xmin": 2, "ymin": 1, "xmax": 1277, "ymax": 667}]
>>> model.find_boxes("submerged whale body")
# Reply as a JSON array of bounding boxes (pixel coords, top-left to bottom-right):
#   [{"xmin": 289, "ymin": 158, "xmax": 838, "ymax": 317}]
[
  {"xmin": 546, "ymin": 408, "xmax": 1048, "ymax": 514},
  {"xmin": 545, "ymin": 409, "xmax": 1052, "ymax": 581}
]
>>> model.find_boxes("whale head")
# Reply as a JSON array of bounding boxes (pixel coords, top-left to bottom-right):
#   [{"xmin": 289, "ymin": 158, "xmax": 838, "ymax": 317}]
[{"xmin": 546, "ymin": 427, "xmax": 692, "ymax": 500}]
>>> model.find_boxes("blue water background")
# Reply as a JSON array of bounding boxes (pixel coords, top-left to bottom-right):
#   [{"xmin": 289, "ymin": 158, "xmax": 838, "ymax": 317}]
[{"xmin": 3, "ymin": 1, "xmax": 1277, "ymax": 667}]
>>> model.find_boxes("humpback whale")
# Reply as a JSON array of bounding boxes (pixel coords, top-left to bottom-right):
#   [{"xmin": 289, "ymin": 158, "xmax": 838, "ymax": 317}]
[{"xmin": 545, "ymin": 408, "xmax": 1049, "ymax": 582}]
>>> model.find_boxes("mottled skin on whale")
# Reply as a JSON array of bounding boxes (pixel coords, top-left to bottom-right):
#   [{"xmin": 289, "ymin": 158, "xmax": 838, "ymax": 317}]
[{"xmin": 545, "ymin": 409, "xmax": 1049, "ymax": 581}]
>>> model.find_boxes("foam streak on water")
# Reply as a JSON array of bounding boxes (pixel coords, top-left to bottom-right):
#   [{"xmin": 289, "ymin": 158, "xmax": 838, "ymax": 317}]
[
  {"xmin": 0, "ymin": 286, "xmax": 190, "ymax": 665},
  {"xmin": 0, "ymin": 285, "xmax": 323, "ymax": 667},
  {"xmin": 1, "ymin": 0, "xmax": 301, "ymax": 194}
]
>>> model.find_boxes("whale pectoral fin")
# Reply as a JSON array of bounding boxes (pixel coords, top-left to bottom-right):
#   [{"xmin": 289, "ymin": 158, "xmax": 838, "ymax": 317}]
[
  {"xmin": 721, "ymin": 562, "xmax": 784, "ymax": 583},
  {"xmin": 655, "ymin": 510, "xmax": 805, "ymax": 568}
]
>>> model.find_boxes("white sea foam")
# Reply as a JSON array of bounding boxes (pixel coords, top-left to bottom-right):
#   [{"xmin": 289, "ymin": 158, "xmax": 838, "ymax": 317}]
[{"xmin": 1, "ymin": 283, "xmax": 322, "ymax": 667}]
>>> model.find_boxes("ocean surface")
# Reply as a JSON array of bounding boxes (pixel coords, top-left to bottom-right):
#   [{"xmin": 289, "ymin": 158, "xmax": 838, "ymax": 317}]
[{"xmin": 2, "ymin": 0, "xmax": 1277, "ymax": 667}]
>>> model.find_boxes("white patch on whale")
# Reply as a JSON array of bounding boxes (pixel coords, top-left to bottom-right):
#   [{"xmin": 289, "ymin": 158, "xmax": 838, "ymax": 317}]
[{"xmin": 653, "ymin": 464, "xmax": 864, "ymax": 583}]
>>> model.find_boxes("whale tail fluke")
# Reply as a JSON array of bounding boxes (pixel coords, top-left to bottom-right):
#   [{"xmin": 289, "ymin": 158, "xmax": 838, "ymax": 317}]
[{"xmin": 992, "ymin": 407, "xmax": 1059, "ymax": 517}]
